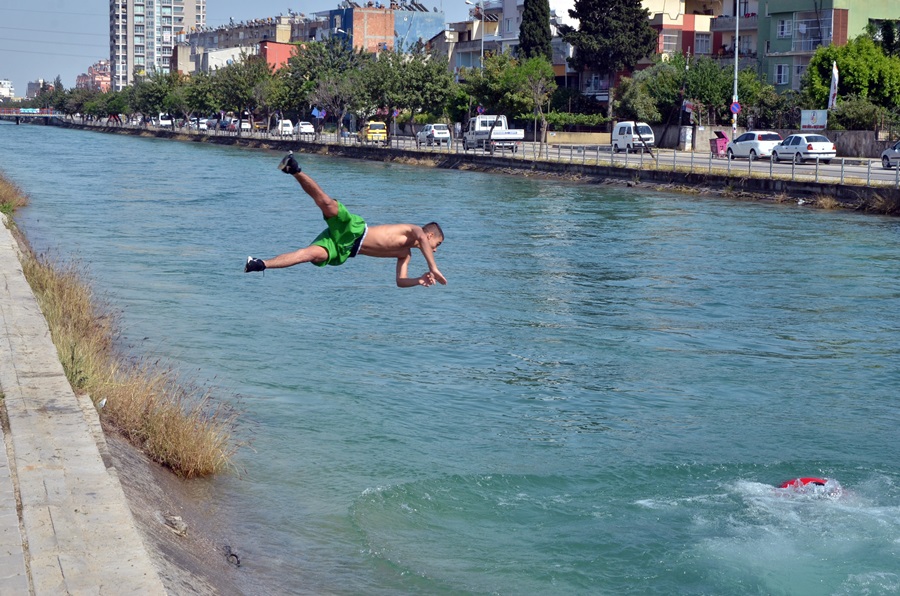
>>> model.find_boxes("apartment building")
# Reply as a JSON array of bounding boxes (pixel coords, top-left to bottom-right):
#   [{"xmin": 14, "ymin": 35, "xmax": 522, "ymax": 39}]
[
  {"xmin": 110, "ymin": 0, "xmax": 206, "ymax": 91},
  {"xmin": 76, "ymin": 60, "xmax": 112, "ymax": 92},
  {"xmin": 709, "ymin": 0, "xmax": 897, "ymax": 91},
  {"xmin": 0, "ymin": 80, "xmax": 13, "ymax": 101},
  {"xmin": 26, "ymin": 80, "xmax": 48, "ymax": 99}
]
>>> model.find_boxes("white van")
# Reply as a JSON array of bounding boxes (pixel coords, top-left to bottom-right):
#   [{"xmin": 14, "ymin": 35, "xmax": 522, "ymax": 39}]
[
  {"xmin": 273, "ymin": 119, "xmax": 294, "ymax": 136},
  {"xmin": 612, "ymin": 121, "xmax": 655, "ymax": 153}
]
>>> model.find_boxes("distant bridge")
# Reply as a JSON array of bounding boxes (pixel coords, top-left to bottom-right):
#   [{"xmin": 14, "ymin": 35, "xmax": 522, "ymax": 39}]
[{"xmin": 0, "ymin": 108, "xmax": 63, "ymax": 123}]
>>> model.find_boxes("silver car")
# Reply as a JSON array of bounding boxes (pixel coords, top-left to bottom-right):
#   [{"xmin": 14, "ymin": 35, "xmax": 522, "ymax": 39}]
[
  {"xmin": 772, "ymin": 134, "xmax": 836, "ymax": 164},
  {"xmin": 726, "ymin": 131, "xmax": 783, "ymax": 161},
  {"xmin": 416, "ymin": 123, "xmax": 451, "ymax": 147},
  {"xmin": 881, "ymin": 140, "xmax": 900, "ymax": 169}
]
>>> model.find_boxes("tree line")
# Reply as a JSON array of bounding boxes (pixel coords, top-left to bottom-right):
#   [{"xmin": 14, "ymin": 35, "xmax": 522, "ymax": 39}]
[{"xmin": 18, "ymin": 0, "xmax": 900, "ymax": 133}]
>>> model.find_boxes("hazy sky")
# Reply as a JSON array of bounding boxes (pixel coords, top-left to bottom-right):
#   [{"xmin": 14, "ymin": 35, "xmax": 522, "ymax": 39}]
[{"xmin": 0, "ymin": 0, "xmax": 467, "ymax": 98}]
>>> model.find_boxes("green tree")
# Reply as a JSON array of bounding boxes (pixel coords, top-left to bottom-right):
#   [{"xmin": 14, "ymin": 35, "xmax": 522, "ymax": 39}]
[
  {"xmin": 285, "ymin": 38, "xmax": 365, "ymax": 121},
  {"xmin": 131, "ymin": 71, "xmax": 172, "ymax": 124},
  {"xmin": 881, "ymin": 21, "xmax": 898, "ymax": 57},
  {"xmin": 63, "ymin": 88, "xmax": 95, "ymax": 120},
  {"xmin": 804, "ymin": 36, "xmax": 900, "ymax": 111},
  {"xmin": 106, "ymin": 90, "xmax": 131, "ymax": 124},
  {"xmin": 50, "ymin": 75, "xmax": 67, "ymax": 112},
  {"xmin": 614, "ymin": 76, "xmax": 661, "ymax": 122},
  {"xmin": 558, "ymin": 0, "xmax": 657, "ymax": 118},
  {"xmin": 183, "ymin": 71, "xmax": 218, "ymax": 121},
  {"xmin": 213, "ymin": 53, "xmax": 273, "ymax": 134},
  {"xmin": 518, "ymin": 0, "xmax": 553, "ymax": 61},
  {"xmin": 514, "ymin": 57, "xmax": 557, "ymax": 154},
  {"xmin": 310, "ymin": 72, "xmax": 361, "ymax": 141}
]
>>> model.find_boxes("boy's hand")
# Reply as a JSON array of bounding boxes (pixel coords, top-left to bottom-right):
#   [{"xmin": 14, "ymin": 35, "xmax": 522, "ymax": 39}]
[
  {"xmin": 418, "ymin": 272, "xmax": 436, "ymax": 287},
  {"xmin": 430, "ymin": 268, "xmax": 447, "ymax": 285}
]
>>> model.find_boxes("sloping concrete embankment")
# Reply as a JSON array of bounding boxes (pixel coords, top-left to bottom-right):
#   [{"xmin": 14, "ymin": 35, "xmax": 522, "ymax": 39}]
[{"xmin": 0, "ymin": 215, "xmax": 166, "ymax": 594}]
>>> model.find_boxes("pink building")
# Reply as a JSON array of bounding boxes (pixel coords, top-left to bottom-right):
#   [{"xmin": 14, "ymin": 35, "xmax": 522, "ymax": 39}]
[{"xmin": 76, "ymin": 60, "xmax": 111, "ymax": 92}]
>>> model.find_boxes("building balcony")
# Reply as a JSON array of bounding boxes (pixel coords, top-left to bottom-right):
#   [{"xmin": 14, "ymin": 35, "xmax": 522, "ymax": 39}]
[
  {"xmin": 767, "ymin": 38, "xmax": 832, "ymax": 57},
  {"xmin": 710, "ymin": 14, "xmax": 758, "ymax": 33}
]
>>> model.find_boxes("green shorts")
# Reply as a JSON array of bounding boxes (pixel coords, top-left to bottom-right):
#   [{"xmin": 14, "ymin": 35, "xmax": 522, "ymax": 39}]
[{"xmin": 311, "ymin": 201, "xmax": 367, "ymax": 267}]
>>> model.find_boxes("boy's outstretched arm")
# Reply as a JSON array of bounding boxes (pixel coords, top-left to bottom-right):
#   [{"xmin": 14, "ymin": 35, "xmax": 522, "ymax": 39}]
[
  {"xmin": 395, "ymin": 254, "xmax": 437, "ymax": 288},
  {"xmin": 411, "ymin": 226, "xmax": 447, "ymax": 285}
]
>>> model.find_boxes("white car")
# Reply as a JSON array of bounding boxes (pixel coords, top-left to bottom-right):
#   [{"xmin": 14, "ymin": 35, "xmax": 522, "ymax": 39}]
[
  {"xmin": 416, "ymin": 123, "xmax": 451, "ymax": 146},
  {"xmin": 272, "ymin": 119, "xmax": 294, "ymax": 136},
  {"xmin": 295, "ymin": 121, "xmax": 315, "ymax": 136},
  {"xmin": 772, "ymin": 134, "xmax": 836, "ymax": 164},
  {"xmin": 880, "ymin": 140, "xmax": 900, "ymax": 169},
  {"xmin": 227, "ymin": 119, "xmax": 251, "ymax": 132},
  {"xmin": 726, "ymin": 131, "xmax": 783, "ymax": 161}
]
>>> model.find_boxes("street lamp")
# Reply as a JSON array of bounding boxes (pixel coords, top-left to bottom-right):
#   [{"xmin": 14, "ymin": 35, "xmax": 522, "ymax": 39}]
[
  {"xmin": 465, "ymin": 0, "xmax": 484, "ymax": 68},
  {"xmin": 335, "ymin": 28, "xmax": 353, "ymax": 49}
]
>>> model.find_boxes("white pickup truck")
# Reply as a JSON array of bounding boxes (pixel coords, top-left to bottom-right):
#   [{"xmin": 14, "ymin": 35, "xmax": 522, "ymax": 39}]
[{"xmin": 463, "ymin": 115, "xmax": 524, "ymax": 153}]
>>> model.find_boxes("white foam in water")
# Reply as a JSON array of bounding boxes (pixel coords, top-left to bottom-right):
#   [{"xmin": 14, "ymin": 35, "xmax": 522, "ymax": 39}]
[{"xmin": 690, "ymin": 477, "xmax": 900, "ymax": 593}]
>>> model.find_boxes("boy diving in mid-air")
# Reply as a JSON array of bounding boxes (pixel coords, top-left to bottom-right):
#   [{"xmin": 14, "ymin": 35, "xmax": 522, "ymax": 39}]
[{"xmin": 245, "ymin": 152, "xmax": 446, "ymax": 288}]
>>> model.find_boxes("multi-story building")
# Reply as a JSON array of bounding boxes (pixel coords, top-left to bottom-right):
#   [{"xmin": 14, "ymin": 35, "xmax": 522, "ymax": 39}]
[
  {"xmin": 177, "ymin": 4, "xmax": 444, "ymax": 77},
  {"xmin": 0, "ymin": 79, "xmax": 14, "ymax": 101},
  {"xmin": 709, "ymin": 0, "xmax": 898, "ymax": 92},
  {"xmin": 26, "ymin": 80, "xmax": 48, "ymax": 99},
  {"xmin": 110, "ymin": 0, "xmax": 206, "ymax": 91},
  {"xmin": 76, "ymin": 60, "xmax": 112, "ymax": 92}
]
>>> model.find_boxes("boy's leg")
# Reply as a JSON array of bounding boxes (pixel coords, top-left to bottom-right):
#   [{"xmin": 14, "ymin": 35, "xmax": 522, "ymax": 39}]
[
  {"xmin": 278, "ymin": 152, "xmax": 339, "ymax": 219},
  {"xmin": 245, "ymin": 244, "xmax": 328, "ymax": 272},
  {"xmin": 261, "ymin": 244, "xmax": 329, "ymax": 269}
]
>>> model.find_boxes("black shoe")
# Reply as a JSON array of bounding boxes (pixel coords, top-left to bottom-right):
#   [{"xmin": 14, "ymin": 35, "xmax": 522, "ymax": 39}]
[
  {"xmin": 278, "ymin": 151, "xmax": 301, "ymax": 174},
  {"xmin": 245, "ymin": 256, "xmax": 266, "ymax": 273}
]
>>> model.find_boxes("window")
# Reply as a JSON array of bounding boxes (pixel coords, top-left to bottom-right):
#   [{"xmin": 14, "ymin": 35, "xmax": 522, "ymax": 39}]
[
  {"xmin": 775, "ymin": 64, "xmax": 789, "ymax": 85},
  {"xmin": 778, "ymin": 19, "xmax": 792, "ymax": 38},
  {"xmin": 695, "ymin": 33, "xmax": 711, "ymax": 55},
  {"xmin": 662, "ymin": 33, "xmax": 678, "ymax": 54}
]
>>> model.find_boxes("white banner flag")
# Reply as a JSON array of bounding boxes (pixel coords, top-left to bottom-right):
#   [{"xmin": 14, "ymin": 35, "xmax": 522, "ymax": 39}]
[{"xmin": 828, "ymin": 61, "xmax": 839, "ymax": 110}]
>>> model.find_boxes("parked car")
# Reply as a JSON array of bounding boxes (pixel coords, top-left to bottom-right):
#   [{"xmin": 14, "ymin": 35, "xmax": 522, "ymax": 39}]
[
  {"xmin": 726, "ymin": 131, "xmax": 783, "ymax": 161},
  {"xmin": 272, "ymin": 119, "xmax": 294, "ymax": 136},
  {"xmin": 295, "ymin": 121, "xmax": 315, "ymax": 136},
  {"xmin": 772, "ymin": 134, "xmax": 836, "ymax": 164},
  {"xmin": 880, "ymin": 140, "xmax": 900, "ymax": 169},
  {"xmin": 612, "ymin": 121, "xmax": 654, "ymax": 153},
  {"xmin": 417, "ymin": 123, "xmax": 451, "ymax": 146},
  {"xmin": 359, "ymin": 121, "xmax": 388, "ymax": 145},
  {"xmin": 227, "ymin": 119, "xmax": 251, "ymax": 132}
]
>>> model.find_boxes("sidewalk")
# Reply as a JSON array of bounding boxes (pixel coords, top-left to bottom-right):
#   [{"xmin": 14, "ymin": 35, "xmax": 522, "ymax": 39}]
[{"xmin": 0, "ymin": 215, "xmax": 166, "ymax": 594}]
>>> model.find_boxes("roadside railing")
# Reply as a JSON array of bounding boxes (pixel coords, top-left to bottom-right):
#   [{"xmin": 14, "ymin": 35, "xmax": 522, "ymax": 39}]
[{"xmin": 67, "ymin": 118, "xmax": 900, "ymax": 190}]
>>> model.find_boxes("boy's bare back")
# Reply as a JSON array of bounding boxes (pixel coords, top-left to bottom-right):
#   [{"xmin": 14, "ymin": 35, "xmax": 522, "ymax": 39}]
[{"xmin": 358, "ymin": 224, "xmax": 423, "ymax": 258}]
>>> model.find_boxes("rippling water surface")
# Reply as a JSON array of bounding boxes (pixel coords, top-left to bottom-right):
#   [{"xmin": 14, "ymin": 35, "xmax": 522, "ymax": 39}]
[{"xmin": 3, "ymin": 123, "xmax": 900, "ymax": 595}]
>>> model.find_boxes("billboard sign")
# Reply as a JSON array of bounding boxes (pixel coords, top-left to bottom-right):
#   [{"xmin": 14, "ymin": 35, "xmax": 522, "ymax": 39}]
[{"xmin": 801, "ymin": 110, "xmax": 828, "ymax": 130}]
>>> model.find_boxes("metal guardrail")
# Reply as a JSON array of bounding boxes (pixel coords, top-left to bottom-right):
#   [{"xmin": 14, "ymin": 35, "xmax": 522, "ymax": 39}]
[{"xmin": 56, "ymin": 118, "xmax": 900, "ymax": 191}]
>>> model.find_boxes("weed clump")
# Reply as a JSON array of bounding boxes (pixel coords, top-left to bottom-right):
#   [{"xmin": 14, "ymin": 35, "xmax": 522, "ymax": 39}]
[{"xmin": 2, "ymin": 173, "xmax": 234, "ymax": 478}]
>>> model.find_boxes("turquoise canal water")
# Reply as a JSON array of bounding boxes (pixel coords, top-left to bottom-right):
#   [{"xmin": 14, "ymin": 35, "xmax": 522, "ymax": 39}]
[{"xmin": 2, "ymin": 123, "xmax": 900, "ymax": 595}]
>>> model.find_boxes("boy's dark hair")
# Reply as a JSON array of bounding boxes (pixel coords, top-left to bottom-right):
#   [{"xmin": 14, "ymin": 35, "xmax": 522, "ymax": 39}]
[{"xmin": 423, "ymin": 221, "xmax": 444, "ymax": 239}]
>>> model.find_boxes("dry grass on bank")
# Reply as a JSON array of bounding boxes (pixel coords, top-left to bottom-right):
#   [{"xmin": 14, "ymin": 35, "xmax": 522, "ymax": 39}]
[
  {"xmin": 2, "ymin": 174, "xmax": 234, "ymax": 478},
  {"xmin": 0, "ymin": 175, "xmax": 29, "ymax": 214}
]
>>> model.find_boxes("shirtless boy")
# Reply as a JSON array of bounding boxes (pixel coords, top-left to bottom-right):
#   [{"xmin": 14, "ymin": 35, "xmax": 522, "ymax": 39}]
[{"xmin": 244, "ymin": 152, "xmax": 446, "ymax": 288}]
